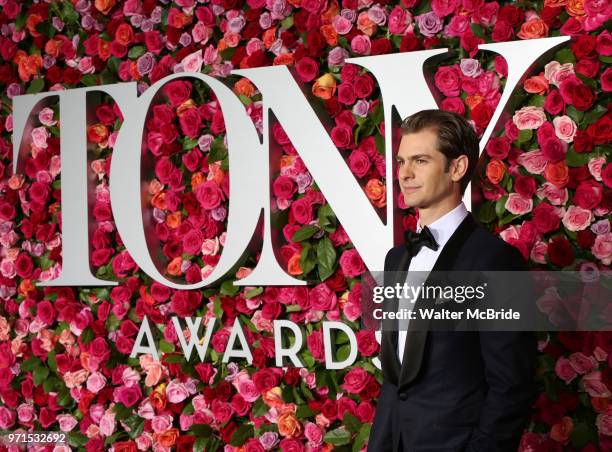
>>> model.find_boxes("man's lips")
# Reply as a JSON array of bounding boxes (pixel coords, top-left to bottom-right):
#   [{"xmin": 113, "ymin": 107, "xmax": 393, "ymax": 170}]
[{"xmin": 403, "ymin": 186, "xmax": 420, "ymax": 193}]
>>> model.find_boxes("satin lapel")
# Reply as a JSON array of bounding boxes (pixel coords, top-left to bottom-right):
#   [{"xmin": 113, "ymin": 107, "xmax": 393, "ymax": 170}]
[
  {"xmin": 397, "ymin": 213, "xmax": 478, "ymax": 392},
  {"xmin": 380, "ymin": 246, "xmax": 412, "ymax": 385}
]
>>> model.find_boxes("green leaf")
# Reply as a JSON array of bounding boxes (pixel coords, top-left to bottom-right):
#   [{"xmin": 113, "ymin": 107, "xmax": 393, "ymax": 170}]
[
  {"xmin": 343, "ymin": 412, "xmax": 362, "ymax": 433},
  {"xmin": 352, "ymin": 424, "xmax": 372, "ymax": 452},
  {"xmin": 517, "ymin": 129, "xmax": 532, "ymax": 145},
  {"xmin": 194, "ymin": 438, "xmax": 206, "ymax": 452},
  {"xmin": 33, "ymin": 366, "xmax": 49, "ymax": 386},
  {"xmin": 159, "ymin": 339, "xmax": 174, "ymax": 353},
  {"xmin": 316, "ymin": 237, "xmax": 336, "ymax": 276},
  {"xmin": 324, "ymin": 426, "xmax": 352, "ymax": 446},
  {"xmin": 470, "ymin": 23, "xmax": 485, "ymax": 38},
  {"xmin": 281, "ymin": 15, "xmax": 294, "ymax": 30},
  {"xmin": 375, "ymin": 134, "xmax": 385, "ymax": 156},
  {"xmin": 113, "ymin": 403, "xmax": 133, "ymax": 420},
  {"xmin": 221, "ymin": 280, "xmax": 240, "ymax": 296},
  {"xmin": 26, "ymin": 78, "xmax": 45, "ymax": 94},
  {"xmin": 252, "ymin": 398, "xmax": 268, "ymax": 417},
  {"xmin": 81, "ymin": 327, "xmax": 94, "ymax": 344},
  {"xmin": 43, "ymin": 376, "xmax": 59, "ymax": 393},
  {"xmin": 47, "ymin": 350, "xmax": 57, "ymax": 373},
  {"xmin": 296, "ymin": 404, "xmax": 316, "ymax": 418},
  {"xmin": 554, "ymin": 47, "xmax": 576, "ymax": 65},
  {"xmin": 183, "ymin": 137, "xmax": 199, "ymax": 150},
  {"xmin": 300, "ymin": 244, "xmax": 317, "ymax": 275},
  {"xmin": 128, "ymin": 45, "xmax": 146, "ymax": 59},
  {"xmin": 566, "ymin": 105, "xmax": 584, "ymax": 124},
  {"xmin": 208, "ymin": 137, "xmax": 227, "ymax": 163},
  {"xmin": 292, "ymin": 225, "xmax": 318, "ymax": 242},
  {"xmin": 599, "ymin": 55, "xmax": 612, "ymax": 64},
  {"xmin": 571, "ymin": 422, "xmax": 595, "ymax": 449},
  {"xmin": 528, "ymin": 95, "xmax": 545, "ymax": 108},
  {"xmin": 336, "ymin": 344, "xmax": 351, "ymax": 362},
  {"xmin": 190, "ymin": 424, "xmax": 213, "ymax": 437},
  {"xmin": 81, "ymin": 74, "xmax": 99, "ymax": 87},
  {"xmin": 69, "ymin": 432, "xmax": 89, "ymax": 447},
  {"xmin": 566, "ymin": 148, "xmax": 591, "ymax": 167},
  {"xmin": 495, "ymin": 195, "xmax": 508, "ymax": 219},
  {"xmin": 581, "ymin": 104, "xmax": 607, "ymax": 126},
  {"xmin": 21, "ymin": 357, "xmax": 42, "ymax": 372},
  {"xmin": 245, "ymin": 287, "xmax": 263, "ymax": 299},
  {"xmin": 477, "ymin": 202, "xmax": 496, "ymax": 224}
]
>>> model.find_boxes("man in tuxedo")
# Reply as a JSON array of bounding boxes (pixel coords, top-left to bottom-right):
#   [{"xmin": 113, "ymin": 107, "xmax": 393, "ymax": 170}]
[{"xmin": 368, "ymin": 110, "xmax": 537, "ymax": 452}]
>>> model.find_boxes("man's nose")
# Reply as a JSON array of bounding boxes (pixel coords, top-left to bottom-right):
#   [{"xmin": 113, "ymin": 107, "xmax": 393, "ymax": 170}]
[{"xmin": 398, "ymin": 162, "xmax": 414, "ymax": 179}]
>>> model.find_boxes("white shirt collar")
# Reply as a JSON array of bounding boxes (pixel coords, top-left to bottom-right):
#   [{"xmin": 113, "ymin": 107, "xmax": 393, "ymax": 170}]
[{"xmin": 416, "ymin": 202, "xmax": 469, "ymax": 249}]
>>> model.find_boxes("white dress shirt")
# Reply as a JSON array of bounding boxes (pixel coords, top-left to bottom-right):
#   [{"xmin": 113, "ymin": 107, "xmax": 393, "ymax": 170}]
[{"xmin": 397, "ymin": 201, "xmax": 469, "ymax": 363}]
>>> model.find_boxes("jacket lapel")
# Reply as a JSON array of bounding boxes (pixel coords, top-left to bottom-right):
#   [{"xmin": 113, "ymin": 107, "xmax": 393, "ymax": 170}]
[{"xmin": 397, "ymin": 213, "xmax": 478, "ymax": 393}]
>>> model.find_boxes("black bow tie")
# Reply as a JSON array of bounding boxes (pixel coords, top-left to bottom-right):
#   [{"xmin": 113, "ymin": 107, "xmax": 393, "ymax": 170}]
[{"xmin": 404, "ymin": 226, "xmax": 439, "ymax": 254}]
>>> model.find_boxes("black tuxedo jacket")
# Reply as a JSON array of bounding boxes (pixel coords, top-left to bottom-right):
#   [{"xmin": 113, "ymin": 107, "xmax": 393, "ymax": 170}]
[{"xmin": 368, "ymin": 213, "xmax": 537, "ymax": 452}]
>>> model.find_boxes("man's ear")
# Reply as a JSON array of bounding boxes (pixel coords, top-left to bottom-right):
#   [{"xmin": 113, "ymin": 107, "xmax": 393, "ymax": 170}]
[{"xmin": 450, "ymin": 155, "xmax": 469, "ymax": 182}]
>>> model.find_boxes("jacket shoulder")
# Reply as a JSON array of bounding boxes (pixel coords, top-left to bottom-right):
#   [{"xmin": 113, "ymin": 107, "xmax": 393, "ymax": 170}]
[{"xmin": 465, "ymin": 223, "xmax": 527, "ymax": 271}]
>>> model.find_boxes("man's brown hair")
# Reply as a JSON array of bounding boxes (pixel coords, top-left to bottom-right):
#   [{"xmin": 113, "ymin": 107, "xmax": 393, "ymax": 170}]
[{"xmin": 400, "ymin": 109, "xmax": 480, "ymax": 195}]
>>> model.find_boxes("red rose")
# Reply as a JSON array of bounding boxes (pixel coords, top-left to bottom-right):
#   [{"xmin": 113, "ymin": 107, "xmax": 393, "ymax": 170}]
[
  {"xmin": 573, "ymin": 179, "xmax": 602, "ymax": 210},
  {"xmin": 371, "ymin": 38, "xmax": 392, "ymax": 55},
  {"xmin": 196, "ymin": 180, "xmax": 224, "ymax": 210},
  {"xmin": 182, "ymin": 229, "xmax": 203, "ymax": 256},
  {"xmin": 36, "ymin": 300, "xmax": 55, "ymax": 325},
  {"xmin": 306, "ymin": 330, "xmax": 325, "ymax": 361},
  {"xmin": 577, "ymin": 229, "xmax": 596, "ymax": 249},
  {"xmin": 440, "ymin": 97, "xmax": 465, "ymax": 115},
  {"xmin": 163, "ymin": 80, "xmax": 192, "ymax": 107},
  {"xmin": 434, "ymin": 65, "xmax": 461, "ymax": 97},
  {"xmin": 348, "ymin": 150, "xmax": 371, "ymax": 178},
  {"xmin": 485, "ymin": 136, "xmax": 511, "ymax": 159},
  {"xmin": 471, "ymin": 101, "xmax": 493, "ymax": 129},
  {"xmin": 341, "ymin": 367, "xmax": 370, "ymax": 394},
  {"xmin": 29, "ymin": 181, "xmax": 50, "ymax": 204},
  {"xmin": 273, "ymin": 176, "xmax": 297, "ymax": 200},
  {"xmin": 211, "ymin": 399, "xmax": 233, "ymax": 424},
  {"xmin": 559, "ymin": 75, "xmax": 595, "ymax": 111},
  {"xmin": 253, "ymin": 369, "xmax": 280, "ymax": 392},
  {"xmin": 514, "ymin": 175, "xmax": 537, "ymax": 198},
  {"xmin": 597, "ymin": 30, "xmax": 612, "ymax": 56},
  {"xmin": 340, "ymin": 63, "xmax": 359, "ymax": 83},
  {"xmin": 337, "ymin": 82, "xmax": 356, "ymax": 105},
  {"xmin": 576, "ymin": 59, "xmax": 600, "ymax": 79},
  {"xmin": 356, "ymin": 330, "xmax": 379, "ymax": 356},
  {"xmin": 15, "ymin": 253, "xmax": 33, "ymax": 278},
  {"xmin": 532, "ymin": 202, "xmax": 560, "ymax": 234},
  {"xmin": 330, "ymin": 125, "xmax": 353, "ymax": 149},
  {"xmin": 170, "ymin": 290, "xmax": 201, "ymax": 317},
  {"xmin": 602, "ymin": 67, "xmax": 612, "ymax": 92},
  {"xmin": 587, "ymin": 114, "xmax": 612, "ymax": 145},
  {"xmin": 339, "ymin": 248, "xmax": 366, "ymax": 277},
  {"xmin": 354, "ymin": 74, "xmax": 374, "ymax": 98},
  {"xmin": 492, "ymin": 20, "xmax": 514, "ymax": 42},
  {"xmin": 573, "ymin": 129, "xmax": 593, "ymax": 153},
  {"xmin": 571, "ymin": 35, "xmax": 598, "ymax": 60},
  {"xmin": 602, "ymin": 163, "xmax": 612, "ymax": 189},
  {"xmin": 541, "ymin": 137, "xmax": 566, "ymax": 163},
  {"xmin": 548, "ymin": 236, "xmax": 574, "ymax": 267},
  {"xmin": 289, "ymin": 197, "xmax": 313, "ymax": 224},
  {"xmin": 114, "ymin": 385, "xmax": 142, "ymax": 407},
  {"xmin": 543, "ymin": 89, "xmax": 564, "ymax": 115},
  {"xmin": 295, "ymin": 57, "xmax": 319, "ymax": 82},
  {"xmin": 179, "ymin": 108, "xmax": 202, "ymax": 139}
]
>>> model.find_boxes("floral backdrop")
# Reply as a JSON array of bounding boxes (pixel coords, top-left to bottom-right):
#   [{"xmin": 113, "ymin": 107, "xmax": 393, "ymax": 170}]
[{"xmin": 0, "ymin": 0, "xmax": 610, "ymax": 450}]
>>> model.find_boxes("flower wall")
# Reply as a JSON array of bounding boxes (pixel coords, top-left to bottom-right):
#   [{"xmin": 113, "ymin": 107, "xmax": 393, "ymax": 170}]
[{"xmin": 0, "ymin": 0, "xmax": 610, "ymax": 451}]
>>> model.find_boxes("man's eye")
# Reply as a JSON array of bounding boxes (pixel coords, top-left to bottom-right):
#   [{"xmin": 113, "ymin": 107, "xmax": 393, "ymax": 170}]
[{"xmin": 417, "ymin": 159, "xmax": 427, "ymax": 164}]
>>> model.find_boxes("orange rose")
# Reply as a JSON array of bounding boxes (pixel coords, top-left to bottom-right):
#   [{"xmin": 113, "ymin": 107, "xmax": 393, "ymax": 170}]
[
  {"xmin": 544, "ymin": 160, "xmax": 569, "ymax": 188},
  {"xmin": 550, "ymin": 416, "xmax": 573, "ymax": 444},
  {"xmin": 286, "ymin": 0, "xmax": 301, "ymax": 6},
  {"xmin": 465, "ymin": 95, "xmax": 484, "ymax": 111},
  {"xmin": 115, "ymin": 23, "xmax": 134, "ymax": 46},
  {"xmin": 320, "ymin": 24, "xmax": 338, "ymax": 46},
  {"xmin": 217, "ymin": 39, "xmax": 228, "ymax": 52},
  {"xmin": 26, "ymin": 14, "xmax": 44, "ymax": 38},
  {"xmin": 8, "ymin": 174, "xmax": 24, "ymax": 190},
  {"xmin": 166, "ymin": 212, "xmax": 182, "ymax": 229},
  {"xmin": 312, "ymin": 73, "xmax": 337, "ymax": 100},
  {"xmin": 262, "ymin": 387, "xmax": 284, "ymax": 409},
  {"xmin": 169, "ymin": 11, "xmax": 192, "ymax": 28},
  {"xmin": 274, "ymin": 53, "xmax": 295, "ymax": 66},
  {"xmin": 139, "ymin": 285, "xmax": 156, "ymax": 306},
  {"xmin": 517, "ymin": 19, "xmax": 549, "ymax": 39},
  {"xmin": 234, "ymin": 78, "xmax": 256, "ymax": 97},
  {"xmin": 591, "ymin": 397, "xmax": 611, "ymax": 413},
  {"xmin": 177, "ymin": 99, "xmax": 197, "ymax": 116},
  {"xmin": 148, "ymin": 179, "xmax": 163, "ymax": 195},
  {"xmin": 167, "ymin": 257, "xmax": 183, "ymax": 276},
  {"xmin": 94, "ymin": 0, "xmax": 116, "ymax": 15},
  {"xmin": 357, "ymin": 11, "xmax": 377, "ymax": 36},
  {"xmin": 87, "ymin": 124, "xmax": 109, "ymax": 144},
  {"xmin": 263, "ymin": 28, "xmax": 277, "ymax": 49},
  {"xmin": 153, "ymin": 428, "xmax": 179, "ymax": 447},
  {"xmin": 566, "ymin": 0, "xmax": 585, "ymax": 16},
  {"xmin": 80, "ymin": 352, "xmax": 93, "ymax": 372},
  {"xmin": 17, "ymin": 54, "xmax": 43, "ymax": 82},
  {"xmin": 98, "ymin": 39, "xmax": 111, "ymax": 61},
  {"xmin": 544, "ymin": 0, "xmax": 568, "ymax": 6},
  {"xmin": 523, "ymin": 75, "xmax": 549, "ymax": 95},
  {"xmin": 486, "ymin": 159, "xmax": 506, "ymax": 185},
  {"xmin": 18, "ymin": 279, "xmax": 35, "ymax": 297},
  {"xmin": 45, "ymin": 38, "xmax": 63, "ymax": 58},
  {"xmin": 365, "ymin": 178, "xmax": 386, "ymax": 208},
  {"xmin": 151, "ymin": 192, "xmax": 166, "ymax": 210},
  {"xmin": 277, "ymin": 412, "xmax": 303, "ymax": 438},
  {"xmin": 321, "ymin": 0, "xmax": 340, "ymax": 23},
  {"xmin": 150, "ymin": 385, "xmax": 167, "ymax": 411},
  {"xmin": 287, "ymin": 253, "xmax": 303, "ymax": 275},
  {"xmin": 208, "ymin": 163, "xmax": 225, "ymax": 185},
  {"xmin": 191, "ymin": 172, "xmax": 205, "ymax": 188},
  {"xmin": 280, "ymin": 156, "xmax": 296, "ymax": 169},
  {"xmin": 128, "ymin": 61, "xmax": 141, "ymax": 81}
]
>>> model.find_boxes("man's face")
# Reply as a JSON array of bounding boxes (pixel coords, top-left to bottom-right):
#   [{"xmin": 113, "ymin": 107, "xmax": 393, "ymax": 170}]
[{"xmin": 396, "ymin": 128, "xmax": 456, "ymax": 209}]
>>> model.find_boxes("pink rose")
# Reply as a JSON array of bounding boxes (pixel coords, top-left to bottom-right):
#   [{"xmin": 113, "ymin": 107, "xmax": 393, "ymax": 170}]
[
  {"xmin": 432, "ymin": 0, "xmax": 458, "ymax": 17},
  {"xmin": 309, "ymin": 283, "xmax": 337, "ymax": 311},
  {"xmin": 290, "ymin": 197, "xmax": 313, "ymax": 224},
  {"xmin": 151, "ymin": 414, "xmax": 173, "ymax": 433},
  {"xmin": 582, "ymin": 371, "xmax": 611, "ymax": 397},
  {"xmin": 512, "ymin": 106, "xmax": 546, "ymax": 130},
  {"xmin": 99, "ymin": 412, "xmax": 116, "ymax": 437},
  {"xmin": 597, "ymin": 414, "xmax": 612, "ymax": 436},
  {"xmin": 0, "ymin": 407, "xmax": 15, "ymax": 429},
  {"xmin": 232, "ymin": 370, "xmax": 260, "ymax": 402},
  {"xmin": 179, "ymin": 108, "xmax": 202, "ymax": 139},
  {"xmin": 569, "ymin": 352, "xmax": 596, "ymax": 374},
  {"xmin": 304, "ymin": 422, "xmax": 324, "ymax": 446},
  {"xmin": 86, "ymin": 372, "xmax": 107, "ymax": 393},
  {"xmin": 341, "ymin": 367, "xmax": 370, "ymax": 393},
  {"xmin": 166, "ymin": 379, "xmax": 189, "ymax": 404},
  {"xmin": 182, "ymin": 49, "xmax": 203, "ymax": 72},
  {"xmin": 273, "ymin": 176, "xmax": 298, "ymax": 200},
  {"xmin": 331, "ymin": 125, "xmax": 353, "ymax": 149},
  {"xmin": 163, "ymin": 80, "xmax": 192, "ymax": 106},
  {"xmin": 555, "ymin": 357, "xmax": 577, "ymax": 384},
  {"xmin": 592, "ymin": 233, "xmax": 612, "ymax": 265},
  {"xmin": 552, "ymin": 115, "xmax": 577, "ymax": 143},
  {"xmin": 434, "ymin": 65, "xmax": 461, "ymax": 97},
  {"xmin": 562, "ymin": 205, "xmax": 593, "ymax": 231},
  {"xmin": 339, "ymin": 249, "xmax": 366, "ymax": 277},
  {"xmin": 530, "ymin": 240, "xmax": 548, "ymax": 264},
  {"xmin": 388, "ymin": 6, "xmax": 411, "ymax": 34},
  {"xmin": 57, "ymin": 414, "xmax": 78, "ymax": 432},
  {"xmin": 351, "ymin": 35, "xmax": 371, "ymax": 55},
  {"xmin": 113, "ymin": 384, "xmax": 142, "ymax": 407},
  {"xmin": 348, "ymin": 150, "xmax": 371, "ymax": 178},
  {"xmin": 536, "ymin": 182, "xmax": 568, "ymax": 205},
  {"xmin": 505, "ymin": 193, "xmax": 533, "ymax": 215},
  {"xmin": 196, "ymin": 180, "xmax": 224, "ymax": 210},
  {"xmin": 544, "ymin": 61, "xmax": 575, "ymax": 87}
]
